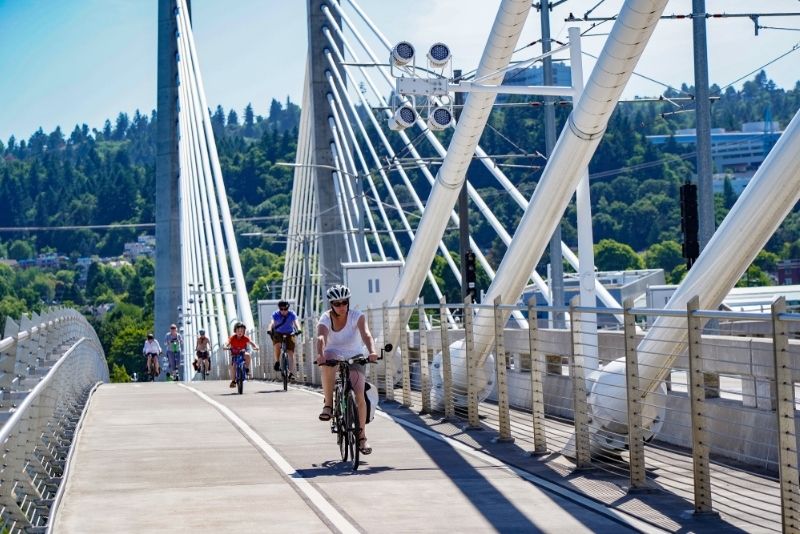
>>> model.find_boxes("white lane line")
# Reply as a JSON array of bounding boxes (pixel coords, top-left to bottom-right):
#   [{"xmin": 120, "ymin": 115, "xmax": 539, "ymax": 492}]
[
  {"xmin": 179, "ymin": 384, "xmax": 359, "ymax": 534},
  {"xmin": 300, "ymin": 388, "xmax": 666, "ymax": 534}
]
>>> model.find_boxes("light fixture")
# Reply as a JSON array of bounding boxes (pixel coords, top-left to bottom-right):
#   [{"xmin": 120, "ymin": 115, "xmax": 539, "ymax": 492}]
[
  {"xmin": 388, "ymin": 105, "xmax": 417, "ymax": 131},
  {"xmin": 427, "ymin": 106, "xmax": 454, "ymax": 131},
  {"xmin": 391, "ymin": 41, "xmax": 415, "ymax": 67},
  {"xmin": 427, "ymin": 42, "xmax": 451, "ymax": 68}
]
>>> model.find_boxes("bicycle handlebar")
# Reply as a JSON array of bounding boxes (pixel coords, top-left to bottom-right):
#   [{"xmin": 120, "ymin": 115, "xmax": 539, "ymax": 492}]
[
  {"xmin": 318, "ymin": 343, "xmax": 392, "ymax": 367},
  {"xmin": 268, "ymin": 330, "xmax": 302, "ymax": 337}
]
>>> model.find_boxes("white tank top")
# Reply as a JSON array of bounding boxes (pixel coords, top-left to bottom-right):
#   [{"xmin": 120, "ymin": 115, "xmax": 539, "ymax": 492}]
[{"xmin": 319, "ymin": 309, "xmax": 365, "ymax": 358}]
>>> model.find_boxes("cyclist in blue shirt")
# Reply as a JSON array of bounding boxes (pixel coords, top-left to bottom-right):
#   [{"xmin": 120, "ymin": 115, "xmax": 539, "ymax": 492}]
[{"xmin": 268, "ymin": 300, "xmax": 301, "ymax": 380}]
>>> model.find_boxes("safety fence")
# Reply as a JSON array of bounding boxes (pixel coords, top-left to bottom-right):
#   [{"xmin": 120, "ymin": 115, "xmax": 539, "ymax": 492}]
[
  {"xmin": 0, "ymin": 309, "xmax": 108, "ymax": 533},
  {"xmin": 272, "ymin": 297, "xmax": 799, "ymax": 533}
]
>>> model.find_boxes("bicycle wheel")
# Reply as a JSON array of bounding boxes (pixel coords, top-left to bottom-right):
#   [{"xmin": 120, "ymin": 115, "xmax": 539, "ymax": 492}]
[
  {"xmin": 237, "ymin": 364, "xmax": 244, "ymax": 394},
  {"xmin": 347, "ymin": 391, "xmax": 360, "ymax": 471},
  {"xmin": 335, "ymin": 389, "xmax": 349, "ymax": 461},
  {"xmin": 281, "ymin": 353, "xmax": 288, "ymax": 391}
]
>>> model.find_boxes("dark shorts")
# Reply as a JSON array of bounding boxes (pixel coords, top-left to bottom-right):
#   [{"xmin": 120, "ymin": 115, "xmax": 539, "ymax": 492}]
[
  {"xmin": 196, "ymin": 351, "xmax": 209, "ymax": 359},
  {"xmin": 272, "ymin": 333, "xmax": 295, "ymax": 351}
]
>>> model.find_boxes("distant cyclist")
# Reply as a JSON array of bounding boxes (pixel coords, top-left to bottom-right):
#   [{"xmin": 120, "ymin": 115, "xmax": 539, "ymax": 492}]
[
  {"xmin": 195, "ymin": 329, "xmax": 211, "ymax": 375},
  {"xmin": 316, "ymin": 284, "xmax": 377, "ymax": 455},
  {"xmin": 268, "ymin": 300, "xmax": 301, "ymax": 380},
  {"xmin": 164, "ymin": 324, "xmax": 183, "ymax": 380},
  {"xmin": 224, "ymin": 322, "xmax": 259, "ymax": 388},
  {"xmin": 142, "ymin": 333, "xmax": 162, "ymax": 377}
]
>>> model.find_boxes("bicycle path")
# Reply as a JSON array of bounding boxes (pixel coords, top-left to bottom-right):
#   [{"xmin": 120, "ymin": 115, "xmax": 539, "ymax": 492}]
[{"xmin": 52, "ymin": 381, "xmax": 653, "ymax": 533}]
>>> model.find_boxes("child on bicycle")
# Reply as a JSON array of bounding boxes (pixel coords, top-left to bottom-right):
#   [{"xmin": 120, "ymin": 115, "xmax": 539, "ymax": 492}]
[
  {"xmin": 316, "ymin": 284, "xmax": 378, "ymax": 455},
  {"xmin": 268, "ymin": 300, "xmax": 301, "ymax": 380},
  {"xmin": 142, "ymin": 333, "xmax": 162, "ymax": 377},
  {"xmin": 224, "ymin": 322, "xmax": 259, "ymax": 388},
  {"xmin": 195, "ymin": 329, "xmax": 211, "ymax": 375}
]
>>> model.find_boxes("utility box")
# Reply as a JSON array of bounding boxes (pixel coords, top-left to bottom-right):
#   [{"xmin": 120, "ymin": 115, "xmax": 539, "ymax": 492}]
[
  {"xmin": 342, "ymin": 261, "xmax": 402, "ymax": 312},
  {"xmin": 342, "ymin": 261, "xmax": 403, "ymax": 345}
]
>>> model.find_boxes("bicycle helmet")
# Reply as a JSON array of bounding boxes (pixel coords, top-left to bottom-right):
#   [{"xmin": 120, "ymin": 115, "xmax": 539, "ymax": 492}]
[
  {"xmin": 277, "ymin": 300, "xmax": 289, "ymax": 308},
  {"xmin": 147, "ymin": 333, "xmax": 154, "ymax": 340},
  {"xmin": 234, "ymin": 321, "xmax": 245, "ymax": 330},
  {"xmin": 199, "ymin": 329, "xmax": 205, "ymax": 335},
  {"xmin": 326, "ymin": 284, "xmax": 351, "ymax": 301}
]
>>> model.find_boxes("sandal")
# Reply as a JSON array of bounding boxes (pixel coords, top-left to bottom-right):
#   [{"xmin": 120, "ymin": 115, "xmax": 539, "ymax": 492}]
[
  {"xmin": 358, "ymin": 437, "xmax": 372, "ymax": 455},
  {"xmin": 318, "ymin": 405, "xmax": 333, "ymax": 421}
]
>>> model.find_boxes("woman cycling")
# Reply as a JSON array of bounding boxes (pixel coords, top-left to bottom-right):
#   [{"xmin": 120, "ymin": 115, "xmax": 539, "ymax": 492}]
[
  {"xmin": 142, "ymin": 333, "xmax": 162, "ymax": 377},
  {"xmin": 316, "ymin": 284, "xmax": 377, "ymax": 455}
]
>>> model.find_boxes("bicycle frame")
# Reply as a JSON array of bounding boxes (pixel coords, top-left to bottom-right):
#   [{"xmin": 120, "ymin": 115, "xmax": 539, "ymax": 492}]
[{"xmin": 232, "ymin": 350, "xmax": 246, "ymax": 394}]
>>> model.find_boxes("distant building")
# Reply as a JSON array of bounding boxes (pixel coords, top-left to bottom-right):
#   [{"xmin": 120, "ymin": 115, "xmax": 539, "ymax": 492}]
[
  {"xmin": 123, "ymin": 235, "xmax": 156, "ymax": 261},
  {"xmin": 498, "ymin": 63, "xmax": 572, "ymax": 102},
  {"xmin": 16, "ymin": 253, "xmax": 67, "ymax": 270},
  {"xmin": 522, "ymin": 269, "xmax": 666, "ymax": 327},
  {"xmin": 778, "ymin": 260, "xmax": 800, "ymax": 285},
  {"xmin": 646, "ymin": 121, "xmax": 782, "ymax": 173}
]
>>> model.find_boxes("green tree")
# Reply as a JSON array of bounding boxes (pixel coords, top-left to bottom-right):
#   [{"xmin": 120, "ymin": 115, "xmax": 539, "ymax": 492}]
[
  {"xmin": 109, "ymin": 362, "xmax": 132, "ymax": 383},
  {"xmin": 594, "ymin": 239, "xmax": 644, "ymax": 271},
  {"xmin": 106, "ymin": 323, "xmax": 149, "ymax": 380},
  {"xmin": 643, "ymin": 240, "xmax": 683, "ymax": 283},
  {"xmin": 8, "ymin": 240, "xmax": 34, "ymax": 260}
]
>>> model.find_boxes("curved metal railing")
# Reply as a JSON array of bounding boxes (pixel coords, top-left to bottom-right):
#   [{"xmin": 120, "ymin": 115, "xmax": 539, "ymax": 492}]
[{"xmin": 0, "ymin": 308, "xmax": 108, "ymax": 532}]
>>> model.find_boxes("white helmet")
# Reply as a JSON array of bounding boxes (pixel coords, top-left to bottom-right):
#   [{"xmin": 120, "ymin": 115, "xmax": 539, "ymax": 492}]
[{"xmin": 326, "ymin": 284, "xmax": 351, "ymax": 301}]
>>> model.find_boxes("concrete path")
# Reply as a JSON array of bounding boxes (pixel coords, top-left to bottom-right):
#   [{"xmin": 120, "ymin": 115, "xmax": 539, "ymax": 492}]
[{"xmin": 52, "ymin": 381, "xmax": 654, "ymax": 533}]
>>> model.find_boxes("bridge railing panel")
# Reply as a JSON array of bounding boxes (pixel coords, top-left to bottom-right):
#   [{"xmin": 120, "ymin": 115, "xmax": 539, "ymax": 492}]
[
  {"xmin": 0, "ymin": 309, "xmax": 108, "ymax": 533},
  {"xmin": 283, "ymin": 297, "xmax": 797, "ymax": 532}
]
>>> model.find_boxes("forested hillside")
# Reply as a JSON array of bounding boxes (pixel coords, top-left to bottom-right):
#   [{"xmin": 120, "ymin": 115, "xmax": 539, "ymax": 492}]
[{"xmin": 1, "ymin": 72, "xmax": 799, "ymax": 379}]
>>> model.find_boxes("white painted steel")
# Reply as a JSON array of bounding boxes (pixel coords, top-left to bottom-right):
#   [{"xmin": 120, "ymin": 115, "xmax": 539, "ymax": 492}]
[
  {"xmin": 175, "ymin": 1, "xmax": 254, "ymax": 332},
  {"xmin": 635, "ymin": 106, "xmax": 800, "ymax": 396},
  {"xmin": 328, "ymin": 2, "xmax": 530, "ymax": 336},
  {"xmin": 327, "ymin": 3, "xmax": 622, "ymax": 324},
  {"xmin": 470, "ymin": 0, "xmax": 668, "ymax": 366},
  {"xmin": 570, "ymin": 26, "xmax": 600, "ymax": 373}
]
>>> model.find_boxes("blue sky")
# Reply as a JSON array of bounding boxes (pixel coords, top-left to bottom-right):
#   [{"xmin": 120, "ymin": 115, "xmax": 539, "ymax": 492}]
[{"xmin": 1, "ymin": 0, "xmax": 800, "ymax": 142}]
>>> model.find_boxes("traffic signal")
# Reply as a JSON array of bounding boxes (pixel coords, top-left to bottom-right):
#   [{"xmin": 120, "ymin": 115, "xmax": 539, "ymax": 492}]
[
  {"xmin": 680, "ymin": 182, "xmax": 699, "ymax": 268},
  {"xmin": 464, "ymin": 251, "xmax": 477, "ymax": 303}
]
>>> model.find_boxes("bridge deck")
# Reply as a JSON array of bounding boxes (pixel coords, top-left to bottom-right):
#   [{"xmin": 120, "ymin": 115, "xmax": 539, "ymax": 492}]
[{"xmin": 52, "ymin": 381, "xmax": 752, "ymax": 533}]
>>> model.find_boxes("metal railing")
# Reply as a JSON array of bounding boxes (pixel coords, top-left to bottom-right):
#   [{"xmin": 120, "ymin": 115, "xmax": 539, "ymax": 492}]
[
  {"xmin": 284, "ymin": 296, "xmax": 800, "ymax": 533},
  {"xmin": 0, "ymin": 308, "xmax": 108, "ymax": 533}
]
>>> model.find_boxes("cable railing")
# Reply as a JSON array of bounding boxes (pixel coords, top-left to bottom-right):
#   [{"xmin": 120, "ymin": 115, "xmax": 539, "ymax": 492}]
[
  {"xmin": 0, "ymin": 308, "xmax": 108, "ymax": 533},
  {"xmin": 282, "ymin": 296, "xmax": 799, "ymax": 532}
]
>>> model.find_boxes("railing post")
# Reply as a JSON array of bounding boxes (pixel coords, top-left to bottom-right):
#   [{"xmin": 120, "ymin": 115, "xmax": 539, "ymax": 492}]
[
  {"xmin": 400, "ymin": 300, "xmax": 412, "ymax": 407},
  {"xmin": 771, "ymin": 296, "xmax": 800, "ymax": 532},
  {"xmin": 368, "ymin": 306, "xmax": 378, "ymax": 387},
  {"xmin": 439, "ymin": 297, "xmax": 455, "ymax": 419},
  {"xmin": 418, "ymin": 298, "xmax": 431, "ymax": 414},
  {"xmin": 464, "ymin": 295, "xmax": 480, "ymax": 429},
  {"xmin": 686, "ymin": 295, "xmax": 716, "ymax": 515},
  {"xmin": 383, "ymin": 301, "xmax": 394, "ymax": 402},
  {"xmin": 493, "ymin": 296, "xmax": 514, "ymax": 443},
  {"xmin": 528, "ymin": 298, "xmax": 547, "ymax": 455},
  {"xmin": 305, "ymin": 315, "xmax": 315, "ymax": 385},
  {"xmin": 570, "ymin": 297, "xmax": 591, "ymax": 468},
  {"xmin": 623, "ymin": 298, "xmax": 647, "ymax": 490}
]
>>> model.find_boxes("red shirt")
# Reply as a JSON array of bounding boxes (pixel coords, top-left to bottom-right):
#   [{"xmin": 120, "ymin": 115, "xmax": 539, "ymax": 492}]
[{"xmin": 228, "ymin": 334, "xmax": 251, "ymax": 353}]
